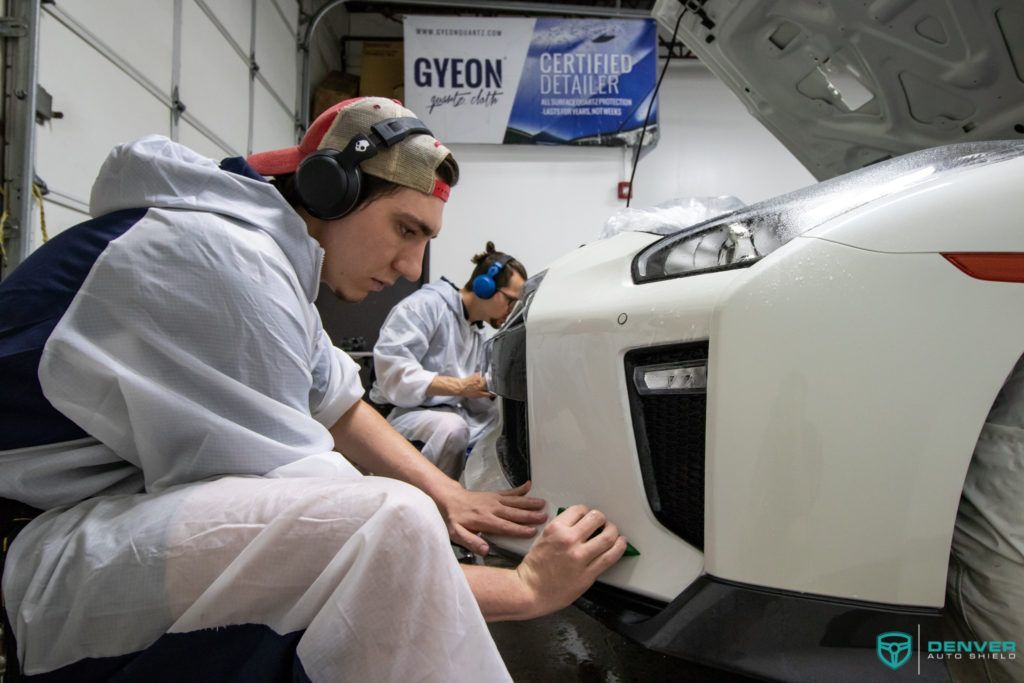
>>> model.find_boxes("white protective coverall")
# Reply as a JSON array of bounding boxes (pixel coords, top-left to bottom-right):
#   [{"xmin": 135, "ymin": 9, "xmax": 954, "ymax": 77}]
[
  {"xmin": 0, "ymin": 136, "xmax": 509, "ymax": 681},
  {"xmin": 369, "ymin": 280, "xmax": 498, "ymax": 479}
]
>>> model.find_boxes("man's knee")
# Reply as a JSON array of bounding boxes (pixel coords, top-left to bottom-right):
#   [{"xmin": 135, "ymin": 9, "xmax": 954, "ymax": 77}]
[
  {"xmin": 432, "ymin": 412, "xmax": 470, "ymax": 451},
  {"xmin": 357, "ymin": 478, "xmax": 447, "ymax": 540}
]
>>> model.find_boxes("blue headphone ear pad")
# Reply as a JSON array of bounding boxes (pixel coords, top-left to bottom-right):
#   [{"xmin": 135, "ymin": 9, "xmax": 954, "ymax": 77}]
[
  {"xmin": 472, "ymin": 272, "xmax": 497, "ymax": 299},
  {"xmin": 472, "ymin": 257, "xmax": 510, "ymax": 299}
]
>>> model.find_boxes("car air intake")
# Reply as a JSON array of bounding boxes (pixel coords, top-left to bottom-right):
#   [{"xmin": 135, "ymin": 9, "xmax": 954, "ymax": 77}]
[
  {"xmin": 497, "ymin": 397, "xmax": 530, "ymax": 487},
  {"xmin": 624, "ymin": 341, "xmax": 709, "ymax": 550},
  {"xmin": 490, "ymin": 316, "xmax": 530, "ymax": 486}
]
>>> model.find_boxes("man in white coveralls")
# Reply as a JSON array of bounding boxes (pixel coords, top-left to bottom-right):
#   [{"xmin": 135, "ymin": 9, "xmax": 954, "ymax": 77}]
[
  {"xmin": 0, "ymin": 96, "xmax": 626, "ymax": 681},
  {"xmin": 371, "ymin": 241, "xmax": 526, "ymax": 479}
]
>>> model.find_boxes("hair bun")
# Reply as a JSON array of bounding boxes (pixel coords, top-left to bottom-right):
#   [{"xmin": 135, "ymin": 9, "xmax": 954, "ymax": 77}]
[{"xmin": 471, "ymin": 241, "xmax": 500, "ymax": 265}]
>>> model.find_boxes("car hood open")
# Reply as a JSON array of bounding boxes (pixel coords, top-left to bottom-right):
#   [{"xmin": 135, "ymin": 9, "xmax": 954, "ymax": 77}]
[{"xmin": 652, "ymin": 0, "xmax": 1024, "ymax": 180}]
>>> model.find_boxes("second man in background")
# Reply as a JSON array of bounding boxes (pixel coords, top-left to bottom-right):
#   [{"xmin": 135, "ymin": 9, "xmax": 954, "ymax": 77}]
[{"xmin": 370, "ymin": 242, "xmax": 525, "ymax": 479}]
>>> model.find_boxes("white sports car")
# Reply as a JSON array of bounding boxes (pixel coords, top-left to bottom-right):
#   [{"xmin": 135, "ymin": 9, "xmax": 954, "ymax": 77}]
[{"xmin": 464, "ymin": 2, "xmax": 1024, "ymax": 681}]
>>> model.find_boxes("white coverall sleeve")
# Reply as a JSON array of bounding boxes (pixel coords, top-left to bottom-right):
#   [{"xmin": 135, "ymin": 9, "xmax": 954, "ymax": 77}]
[
  {"xmin": 309, "ymin": 324, "xmax": 365, "ymax": 428},
  {"xmin": 39, "ymin": 210, "xmax": 364, "ymax": 492},
  {"xmin": 372, "ymin": 303, "xmax": 440, "ymax": 408}
]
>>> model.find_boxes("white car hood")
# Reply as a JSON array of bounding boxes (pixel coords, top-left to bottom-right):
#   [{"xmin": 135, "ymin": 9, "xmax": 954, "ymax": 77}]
[{"xmin": 653, "ymin": 0, "xmax": 1024, "ymax": 180}]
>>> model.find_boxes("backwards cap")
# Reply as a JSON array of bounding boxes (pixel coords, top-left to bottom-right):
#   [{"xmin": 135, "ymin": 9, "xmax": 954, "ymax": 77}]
[{"xmin": 247, "ymin": 97, "xmax": 457, "ymax": 201}]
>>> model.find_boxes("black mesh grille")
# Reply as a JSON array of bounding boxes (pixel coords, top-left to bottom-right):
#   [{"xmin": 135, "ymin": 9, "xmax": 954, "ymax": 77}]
[
  {"xmin": 498, "ymin": 398, "xmax": 530, "ymax": 486},
  {"xmin": 625, "ymin": 342, "xmax": 708, "ymax": 550},
  {"xmin": 492, "ymin": 317, "xmax": 530, "ymax": 487}
]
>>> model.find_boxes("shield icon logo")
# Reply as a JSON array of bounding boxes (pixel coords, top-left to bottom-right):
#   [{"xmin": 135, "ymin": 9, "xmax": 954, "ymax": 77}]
[{"xmin": 877, "ymin": 631, "xmax": 913, "ymax": 670}]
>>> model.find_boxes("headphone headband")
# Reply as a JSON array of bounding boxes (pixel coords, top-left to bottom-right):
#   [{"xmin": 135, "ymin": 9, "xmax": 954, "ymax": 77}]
[
  {"xmin": 488, "ymin": 254, "xmax": 512, "ymax": 276},
  {"xmin": 295, "ymin": 115, "xmax": 436, "ymax": 221},
  {"xmin": 370, "ymin": 117, "xmax": 432, "ymax": 148}
]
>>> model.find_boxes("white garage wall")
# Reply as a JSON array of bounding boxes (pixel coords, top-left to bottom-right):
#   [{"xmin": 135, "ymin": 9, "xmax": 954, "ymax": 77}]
[
  {"xmin": 179, "ymin": 1, "xmax": 253, "ymax": 154},
  {"xmin": 28, "ymin": 0, "xmax": 301, "ymax": 256},
  {"xmin": 36, "ymin": 12, "xmax": 169, "ymax": 216}
]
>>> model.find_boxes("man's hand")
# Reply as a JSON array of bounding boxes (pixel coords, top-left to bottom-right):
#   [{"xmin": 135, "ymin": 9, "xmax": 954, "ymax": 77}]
[
  {"xmin": 462, "ymin": 504, "xmax": 627, "ymax": 621},
  {"xmin": 458, "ymin": 373, "xmax": 494, "ymax": 399},
  {"xmin": 426, "ymin": 373, "xmax": 494, "ymax": 399},
  {"xmin": 437, "ymin": 481, "xmax": 547, "ymax": 555},
  {"xmin": 331, "ymin": 402, "xmax": 544, "ymax": 556},
  {"xmin": 513, "ymin": 505, "xmax": 627, "ymax": 617}
]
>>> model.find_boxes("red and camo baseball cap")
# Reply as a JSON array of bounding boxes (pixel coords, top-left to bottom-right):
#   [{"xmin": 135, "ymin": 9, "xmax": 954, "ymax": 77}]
[{"xmin": 247, "ymin": 96, "xmax": 457, "ymax": 201}]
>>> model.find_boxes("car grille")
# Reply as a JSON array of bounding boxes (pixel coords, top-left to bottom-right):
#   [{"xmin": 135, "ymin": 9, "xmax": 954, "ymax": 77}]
[
  {"xmin": 497, "ymin": 397, "xmax": 530, "ymax": 486},
  {"xmin": 624, "ymin": 342, "xmax": 709, "ymax": 550},
  {"xmin": 491, "ymin": 319, "xmax": 530, "ymax": 487}
]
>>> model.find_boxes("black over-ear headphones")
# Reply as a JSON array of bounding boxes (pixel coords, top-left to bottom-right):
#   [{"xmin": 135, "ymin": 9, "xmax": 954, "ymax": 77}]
[
  {"xmin": 295, "ymin": 117, "xmax": 433, "ymax": 220},
  {"xmin": 472, "ymin": 254, "xmax": 512, "ymax": 299}
]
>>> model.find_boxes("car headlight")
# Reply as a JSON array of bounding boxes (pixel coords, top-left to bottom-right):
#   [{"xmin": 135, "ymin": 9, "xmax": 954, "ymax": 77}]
[
  {"xmin": 632, "ymin": 141, "xmax": 1024, "ymax": 284},
  {"xmin": 632, "ymin": 216, "xmax": 772, "ymax": 283}
]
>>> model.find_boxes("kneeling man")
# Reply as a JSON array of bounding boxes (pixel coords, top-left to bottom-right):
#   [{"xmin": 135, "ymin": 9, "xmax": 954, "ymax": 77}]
[{"xmin": 370, "ymin": 242, "xmax": 525, "ymax": 478}]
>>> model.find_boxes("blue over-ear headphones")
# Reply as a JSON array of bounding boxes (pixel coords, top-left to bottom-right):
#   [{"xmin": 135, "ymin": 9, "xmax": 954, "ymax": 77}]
[{"xmin": 472, "ymin": 254, "xmax": 512, "ymax": 299}]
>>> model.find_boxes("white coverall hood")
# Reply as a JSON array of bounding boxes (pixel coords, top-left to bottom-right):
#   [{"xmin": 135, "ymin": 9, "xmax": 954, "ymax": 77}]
[{"xmin": 90, "ymin": 135, "xmax": 322, "ymax": 303}]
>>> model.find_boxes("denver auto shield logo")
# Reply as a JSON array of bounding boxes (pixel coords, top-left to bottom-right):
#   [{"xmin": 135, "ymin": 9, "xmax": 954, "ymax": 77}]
[{"xmin": 877, "ymin": 631, "xmax": 913, "ymax": 670}]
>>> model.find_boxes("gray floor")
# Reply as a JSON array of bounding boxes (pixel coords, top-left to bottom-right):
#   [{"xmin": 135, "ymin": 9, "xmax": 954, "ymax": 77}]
[
  {"xmin": 489, "ymin": 605, "xmax": 756, "ymax": 682},
  {"xmin": 483, "ymin": 557, "xmax": 756, "ymax": 682}
]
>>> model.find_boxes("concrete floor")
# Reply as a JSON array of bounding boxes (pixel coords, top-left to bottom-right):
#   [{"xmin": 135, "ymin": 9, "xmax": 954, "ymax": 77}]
[
  {"xmin": 482, "ymin": 557, "xmax": 756, "ymax": 682},
  {"xmin": 489, "ymin": 605, "xmax": 756, "ymax": 682}
]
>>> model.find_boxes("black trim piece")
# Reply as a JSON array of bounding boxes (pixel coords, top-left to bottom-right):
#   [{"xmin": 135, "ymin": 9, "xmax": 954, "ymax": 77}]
[
  {"xmin": 574, "ymin": 579, "xmax": 668, "ymax": 627},
  {"xmin": 497, "ymin": 398, "xmax": 530, "ymax": 487},
  {"xmin": 490, "ymin": 315, "xmax": 530, "ymax": 487},
  {"xmin": 624, "ymin": 342, "xmax": 709, "ymax": 549},
  {"xmin": 576, "ymin": 575, "xmax": 951, "ymax": 682},
  {"xmin": 490, "ymin": 322, "xmax": 526, "ymax": 401}
]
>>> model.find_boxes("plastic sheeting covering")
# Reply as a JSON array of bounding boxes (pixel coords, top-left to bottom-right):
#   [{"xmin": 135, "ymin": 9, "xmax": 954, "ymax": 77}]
[
  {"xmin": 947, "ymin": 354, "xmax": 1024, "ymax": 683},
  {"xmin": 599, "ymin": 196, "xmax": 746, "ymax": 239}
]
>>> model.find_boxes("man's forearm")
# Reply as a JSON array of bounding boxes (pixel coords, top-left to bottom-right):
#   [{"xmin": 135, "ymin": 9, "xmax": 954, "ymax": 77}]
[
  {"xmin": 329, "ymin": 400, "xmax": 459, "ymax": 501},
  {"xmin": 329, "ymin": 399, "xmax": 547, "ymax": 557},
  {"xmin": 426, "ymin": 374, "xmax": 465, "ymax": 397},
  {"xmin": 462, "ymin": 506, "xmax": 628, "ymax": 623},
  {"xmin": 461, "ymin": 564, "xmax": 538, "ymax": 622}
]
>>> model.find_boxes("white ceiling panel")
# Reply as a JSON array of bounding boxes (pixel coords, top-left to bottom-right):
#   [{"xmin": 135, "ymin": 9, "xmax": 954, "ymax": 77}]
[
  {"xmin": 37, "ymin": 14, "xmax": 169, "ymax": 209},
  {"xmin": 252, "ymin": 80, "xmax": 297, "ymax": 155},
  {"xmin": 46, "ymin": 0, "xmax": 174, "ymax": 94},
  {"xmin": 195, "ymin": 0, "xmax": 252, "ymax": 55},
  {"xmin": 180, "ymin": 0, "xmax": 250, "ymax": 154},
  {"xmin": 179, "ymin": 120, "xmax": 237, "ymax": 162},
  {"xmin": 274, "ymin": 0, "xmax": 300, "ymax": 33},
  {"xmin": 256, "ymin": 0, "xmax": 298, "ymax": 109}
]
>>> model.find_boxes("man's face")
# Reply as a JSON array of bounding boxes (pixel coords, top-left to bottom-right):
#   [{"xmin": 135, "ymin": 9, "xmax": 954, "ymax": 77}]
[
  {"xmin": 311, "ymin": 186, "xmax": 443, "ymax": 302},
  {"xmin": 484, "ymin": 271, "xmax": 525, "ymax": 329}
]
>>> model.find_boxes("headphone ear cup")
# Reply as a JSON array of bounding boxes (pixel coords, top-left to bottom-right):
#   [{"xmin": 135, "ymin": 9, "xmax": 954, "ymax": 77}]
[
  {"xmin": 473, "ymin": 260, "xmax": 507, "ymax": 299},
  {"xmin": 295, "ymin": 150, "xmax": 362, "ymax": 220},
  {"xmin": 472, "ymin": 272, "xmax": 497, "ymax": 299}
]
